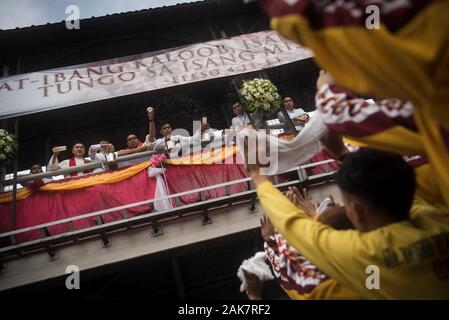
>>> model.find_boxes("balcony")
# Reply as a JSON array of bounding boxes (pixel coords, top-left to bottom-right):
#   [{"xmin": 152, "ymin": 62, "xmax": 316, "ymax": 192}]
[{"xmin": 0, "ymin": 145, "xmax": 338, "ymax": 296}]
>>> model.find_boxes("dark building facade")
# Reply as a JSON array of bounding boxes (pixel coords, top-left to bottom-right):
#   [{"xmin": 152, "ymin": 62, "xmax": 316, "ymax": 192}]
[
  {"xmin": 0, "ymin": 0, "xmax": 318, "ymax": 172},
  {"xmin": 0, "ymin": 0, "xmax": 321, "ymax": 299}
]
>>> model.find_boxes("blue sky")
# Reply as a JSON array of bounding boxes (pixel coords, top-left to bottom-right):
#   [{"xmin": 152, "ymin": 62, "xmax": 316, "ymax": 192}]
[{"xmin": 0, "ymin": 0, "xmax": 196, "ymax": 30}]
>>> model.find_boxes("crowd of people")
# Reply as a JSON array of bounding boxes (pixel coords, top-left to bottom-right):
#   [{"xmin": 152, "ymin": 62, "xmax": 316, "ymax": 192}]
[
  {"xmin": 235, "ymin": 0, "xmax": 449, "ymax": 300},
  {"xmin": 235, "ymin": 64, "xmax": 449, "ymax": 299},
  {"xmin": 27, "ymin": 95, "xmax": 310, "ymax": 180}
]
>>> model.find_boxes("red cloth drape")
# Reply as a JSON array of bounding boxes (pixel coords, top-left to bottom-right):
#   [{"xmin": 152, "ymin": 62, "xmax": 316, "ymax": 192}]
[
  {"xmin": 0, "ymin": 163, "xmax": 249, "ymax": 245},
  {"xmin": 0, "ymin": 169, "xmax": 156, "ymax": 244},
  {"xmin": 306, "ymin": 151, "xmax": 339, "ymax": 176},
  {"xmin": 165, "ymin": 164, "xmax": 249, "ymax": 205}
]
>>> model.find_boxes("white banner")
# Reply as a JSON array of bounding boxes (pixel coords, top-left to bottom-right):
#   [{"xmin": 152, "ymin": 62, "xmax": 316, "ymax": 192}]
[{"xmin": 0, "ymin": 31, "xmax": 313, "ymax": 119}]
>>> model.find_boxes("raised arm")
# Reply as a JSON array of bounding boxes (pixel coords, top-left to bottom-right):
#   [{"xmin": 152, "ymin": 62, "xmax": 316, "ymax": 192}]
[
  {"xmin": 147, "ymin": 107, "xmax": 156, "ymax": 143},
  {"xmin": 251, "ymin": 174, "xmax": 365, "ymax": 292},
  {"xmin": 47, "ymin": 150, "xmax": 61, "ymax": 171},
  {"xmin": 88, "ymin": 144, "xmax": 101, "ymax": 161}
]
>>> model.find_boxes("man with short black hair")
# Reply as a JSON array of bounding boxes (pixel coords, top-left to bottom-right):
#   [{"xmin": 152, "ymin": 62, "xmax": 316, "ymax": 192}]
[
  {"xmin": 336, "ymin": 149, "xmax": 416, "ymax": 230},
  {"xmin": 118, "ymin": 107, "xmax": 156, "ymax": 156},
  {"xmin": 27, "ymin": 164, "xmax": 52, "ymax": 189},
  {"xmin": 113, "ymin": 108, "xmax": 157, "ymax": 168},
  {"xmin": 231, "ymin": 101, "xmax": 252, "ymax": 132},
  {"xmin": 30, "ymin": 164, "xmax": 43, "ymax": 175},
  {"xmin": 154, "ymin": 121, "xmax": 208, "ymax": 151},
  {"xmin": 247, "ymin": 147, "xmax": 449, "ymax": 299},
  {"xmin": 278, "ymin": 96, "xmax": 309, "ymax": 131},
  {"xmin": 48, "ymin": 143, "xmax": 92, "ymax": 178}
]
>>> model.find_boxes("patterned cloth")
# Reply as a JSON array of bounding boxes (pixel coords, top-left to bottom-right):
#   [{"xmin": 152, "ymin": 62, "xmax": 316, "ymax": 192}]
[
  {"xmin": 264, "ymin": 233, "xmax": 360, "ymax": 299},
  {"xmin": 258, "ymin": 0, "xmax": 449, "ymax": 207},
  {"xmin": 264, "ymin": 233, "xmax": 328, "ymax": 295}
]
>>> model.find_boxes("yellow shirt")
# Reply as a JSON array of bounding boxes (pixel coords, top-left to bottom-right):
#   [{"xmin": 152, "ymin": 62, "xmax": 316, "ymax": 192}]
[
  {"xmin": 283, "ymin": 279, "xmax": 361, "ymax": 300},
  {"xmin": 268, "ymin": 1, "xmax": 449, "ymax": 207},
  {"xmin": 257, "ymin": 181, "xmax": 449, "ymax": 299}
]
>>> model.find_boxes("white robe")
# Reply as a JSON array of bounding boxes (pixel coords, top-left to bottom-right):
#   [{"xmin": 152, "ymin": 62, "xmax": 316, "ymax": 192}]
[
  {"xmin": 47, "ymin": 155, "xmax": 89, "ymax": 178},
  {"xmin": 147, "ymin": 167, "xmax": 174, "ymax": 212},
  {"xmin": 154, "ymin": 130, "xmax": 202, "ymax": 151},
  {"xmin": 231, "ymin": 113, "xmax": 251, "ymax": 131},
  {"xmin": 88, "ymin": 144, "xmax": 119, "ymax": 173},
  {"xmin": 278, "ymin": 107, "xmax": 308, "ymax": 131}
]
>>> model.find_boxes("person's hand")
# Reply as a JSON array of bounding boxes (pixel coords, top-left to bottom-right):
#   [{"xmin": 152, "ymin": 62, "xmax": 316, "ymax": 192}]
[
  {"xmin": 320, "ymin": 130, "xmax": 349, "ymax": 160},
  {"xmin": 316, "ymin": 69, "xmax": 336, "ymax": 90},
  {"xmin": 260, "ymin": 215, "xmax": 275, "ymax": 240},
  {"xmin": 52, "ymin": 146, "xmax": 66, "ymax": 155},
  {"xmin": 242, "ymin": 270, "xmax": 263, "ymax": 300},
  {"xmin": 101, "ymin": 143, "xmax": 113, "ymax": 153},
  {"xmin": 137, "ymin": 145, "xmax": 148, "ymax": 152},
  {"xmin": 147, "ymin": 106, "xmax": 155, "ymax": 120},
  {"xmin": 285, "ymin": 186, "xmax": 317, "ymax": 218},
  {"xmin": 297, "ymin": 114, "xmax": 309, "ymax": 123}
]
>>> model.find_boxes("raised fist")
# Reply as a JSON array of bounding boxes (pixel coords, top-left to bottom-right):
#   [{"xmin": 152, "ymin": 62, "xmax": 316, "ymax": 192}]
[{"xmin": 147, "ymin": 106, "xmax": 155, "ymax": 119}]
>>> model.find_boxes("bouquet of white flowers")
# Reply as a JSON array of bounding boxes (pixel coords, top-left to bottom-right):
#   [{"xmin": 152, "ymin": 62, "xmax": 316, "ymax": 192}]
[
  {"xmin": 0, "ymin": 129, "xmax": 17, "ymax": 167},
  {"xmin": 240, "ymin": 78, "xmax": 281, "ymax": 115}
]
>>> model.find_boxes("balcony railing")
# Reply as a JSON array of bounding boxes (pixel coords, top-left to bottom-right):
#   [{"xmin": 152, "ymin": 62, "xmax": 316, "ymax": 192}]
[{"xmin": 0, "ymin": 155, "xmax": 337, "ymax": 265}]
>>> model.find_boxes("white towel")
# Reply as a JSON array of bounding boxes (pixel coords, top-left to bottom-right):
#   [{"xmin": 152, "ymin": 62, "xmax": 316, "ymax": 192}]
[
  {"xmin": 148, "ymin": 167, "xmax": 174, "ymax": 211},
  {"xmin": 237, "ymin": 112, "xmax": 328, "ymax": 175},
  {"xmin": 316, "ymin": 197, "xmax": 335, "ymax": 215},
  {"xmin": 237, "ymin": 251, "xmax": 274, "ymax": 293}
]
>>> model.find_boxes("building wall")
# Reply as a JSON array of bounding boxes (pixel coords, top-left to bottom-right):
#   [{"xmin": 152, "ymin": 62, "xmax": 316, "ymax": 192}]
[
  {"xmin": 0, "ymin": 183, "xmax": 340, "ymax": 298},
  {"xmin": 0, "ymin": 1, "xmax": 319, "ymax": 174}
]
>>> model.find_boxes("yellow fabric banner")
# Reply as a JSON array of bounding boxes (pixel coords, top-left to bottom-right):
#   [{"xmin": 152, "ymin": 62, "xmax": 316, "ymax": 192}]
[{"xmin": 166, "ymin": 145, "xmax": 238, "ymax": 165}]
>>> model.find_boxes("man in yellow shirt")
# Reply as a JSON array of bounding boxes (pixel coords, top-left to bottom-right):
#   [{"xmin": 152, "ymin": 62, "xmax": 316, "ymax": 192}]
[
  {"xmin": 248, "ymin": 147, "xmax": 449, "ymax": 299},
  {"xmin": 257, "ymin": 0, "xmax": 449, "ymax": 208}
]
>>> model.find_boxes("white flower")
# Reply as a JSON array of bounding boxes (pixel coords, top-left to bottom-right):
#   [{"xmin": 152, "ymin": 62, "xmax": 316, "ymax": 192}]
[
  {"xmin": 4, "ymin": 146, "xmax": 11, "ymax": 153},
  {"xmin": 6, "ymin": 135, "xmax": 13, "ymax": 142},
  {"xmin": 240, "ymin": 78, "xmax": 279, "ymax": 113},
  {"xmin": 0, "ymin": 140, "xmax": 4, "ymax": 147},
  {"xmin": 0, "ymin": 154, "xmax": 6, "ymax": 160}
]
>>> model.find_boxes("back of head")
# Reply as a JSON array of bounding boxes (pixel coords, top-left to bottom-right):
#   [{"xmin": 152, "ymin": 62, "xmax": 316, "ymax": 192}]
[{"xmin": 336, "ymin": 148, "xmax": 416, "ymax": 221}]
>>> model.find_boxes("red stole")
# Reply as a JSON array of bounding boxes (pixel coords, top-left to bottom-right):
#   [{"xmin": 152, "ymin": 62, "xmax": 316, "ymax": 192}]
[{"xmin": 68, "ymin": 157, "xmax": 92, "ymax": 177}]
